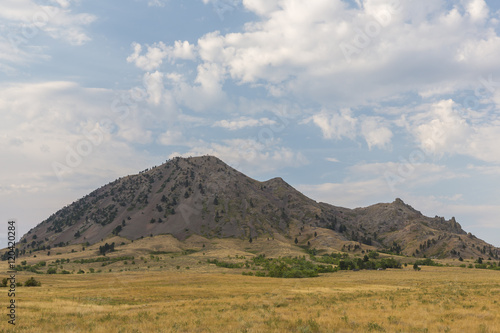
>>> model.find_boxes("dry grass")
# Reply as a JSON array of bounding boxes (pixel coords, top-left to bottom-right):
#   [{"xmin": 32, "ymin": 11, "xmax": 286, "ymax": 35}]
[{"xmin": 1, "ymin": 266, "xmax": 499, "ymax": 332}]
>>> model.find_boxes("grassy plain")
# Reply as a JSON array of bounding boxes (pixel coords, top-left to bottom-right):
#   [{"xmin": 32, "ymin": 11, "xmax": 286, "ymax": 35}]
[{"xmin": 1, "ymin": 266, "xmax": 499, "ymax": 333}]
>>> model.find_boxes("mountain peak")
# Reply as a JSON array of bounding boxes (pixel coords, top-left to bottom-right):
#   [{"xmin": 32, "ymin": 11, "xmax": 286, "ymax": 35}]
[
  {"xmin": 393, "ymin": 198, "xmax": 406, "ymax": 205},
  {"xmin": 19, "ymin": 156, "xmax": 498, "ymax": 260}
]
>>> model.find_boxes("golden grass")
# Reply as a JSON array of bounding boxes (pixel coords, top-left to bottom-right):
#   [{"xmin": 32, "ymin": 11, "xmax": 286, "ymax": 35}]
[{"xmin": 1, "ymin": 266, "xmax": 499, "ymax": 332}]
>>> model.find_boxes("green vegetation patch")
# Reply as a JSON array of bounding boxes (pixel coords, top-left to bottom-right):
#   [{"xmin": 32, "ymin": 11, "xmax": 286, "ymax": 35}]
[{"xmin": 73, "ymin": 256, "xmax": 134, "ymax": 265}]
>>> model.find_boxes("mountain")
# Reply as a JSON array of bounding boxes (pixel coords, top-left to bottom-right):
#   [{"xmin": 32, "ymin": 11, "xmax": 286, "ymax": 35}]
[{"xmin": 20, "ymin": 156, "xmax": 499, "ymax": 260}]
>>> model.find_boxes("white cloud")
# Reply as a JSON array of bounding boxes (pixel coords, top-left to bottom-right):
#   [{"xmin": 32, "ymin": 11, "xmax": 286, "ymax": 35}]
[
  {"xmin": 465, "ymin": 0, "xmax": 489, "ymax": 22},
  {"xmin": 143, "ymin": 71, "xmax": 164, "ymax": 106},
  {"xmin": 307, "ymin": 110, "xmax": 393, "ymax": 149},
  {"xmin": 127, "ymin": 41, "xmax": 196, "ymax": 71},
  {"xmin": 181, "ymin": 0, "xmax": 500, "ymax": 107},
  {"xmin": 0, "ymin": 1, "xmax": 96, "ymax": 46},
  {"xmin": 360, "ymin": 117, "xmax": 393, "ymax": 149},
  {"xmin": 172, "ymin": 63, "xmax": 229, "ymax": 112},
  {"xmin": 0, "ymin": 80, "xmax": 164, "ymax": 246},
  {"xmin": 122, "ymin": 0, "xmax": 500, "ymax": 142},
  {"xmin": 157, "ymin": 130, "xmax": 184, "ymax": 146},
  {"xmin": 0, "ymin": 81, "xmax": 160, "ymax": 179},
  {"xmin": 410, "ymin": 99, "xmax": 500, "ymax": 164},
  {"xmin": 213, "ymin": 117, "xmax": 276, "ymax": 130},
  {"xmin": 310, "ymin": 109, "xmax": 357, "ymax": 140},
  {"xmin": 241, "ymin": 0, "xmax": 279, "ymax": 16},
  {"xmin": 127, "ymin": 42, "xmax": 169, "ymax": 71},
  {"xmin": 414, "ymin": 100, "xmax": 473, "ymax": 155},
  {"xmin": 172, "ymin": 40, "xmax": 196, "ymax": 60},
  {"xmin": 0, "ymin": 0, "xmax": 96, "ymax": 70}
]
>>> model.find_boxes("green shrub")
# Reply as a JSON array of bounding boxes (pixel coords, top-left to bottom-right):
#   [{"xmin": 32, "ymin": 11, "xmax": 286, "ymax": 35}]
[
  {"xmin": 24, "ymin": 277, "xmax": 41, "ymax": 287},
  {"xmin": 414, "ymin": 258, "xmax": 441, "ymax": 267}
]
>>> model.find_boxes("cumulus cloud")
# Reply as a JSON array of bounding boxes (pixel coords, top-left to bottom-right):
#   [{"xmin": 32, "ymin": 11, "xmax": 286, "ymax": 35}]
[
  {"xmin": 122, "ymin": 0, "xmax": 500, "ymax": 154},
  {"xmin": 127, "ymin": 41, "xmax": 196, "ymax": 71},
  {"xmin": 241, "ymin": 0, "xmax": 279, "ymax": 16},
  {"xmin": 310, "ymin": 109, "xmax": 357, "ymax": 140},
  {"xmin": 465, "ymin": 0, "xmax": 489, "ymax": 22},
  {"xmin": 360, "ymin": 117, "xmax": 393, "ymax": 149},
  {"xmin": 414, "ymin": 100, "xmax": 472, "ymax": 155},
  {"xmin": 127, "ymin": 42, "xmax": 169, "ymax": 72},
  {"xmin": 306, "ymin": 110, "xmax": 393, "ymax": 149},
  {"xmin": 409, "ymin": 99, "xmax": 500, "ymax": 164},
  {"xmin": 193, "ymin": 0, "xmax": 500, "ymax": 106},
  {"xmin": 125, "ymin": 0, "xmax": 500, "ymax": 162},
  {"xmin": 143, "ymin": 71, "xmax": 164, "ymax": 106}
]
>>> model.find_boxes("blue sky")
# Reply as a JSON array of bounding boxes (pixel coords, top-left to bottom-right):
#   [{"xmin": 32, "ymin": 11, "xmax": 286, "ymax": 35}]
[{"xmin": 1, "ymin": 0, "xmax": 500, "ymax": 248}]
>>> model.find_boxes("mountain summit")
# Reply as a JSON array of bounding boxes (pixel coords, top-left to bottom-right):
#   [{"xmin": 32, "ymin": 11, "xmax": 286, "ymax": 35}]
[{"xmin": 20, "ymin": 156, "xmax": 499, "ymax": 260}]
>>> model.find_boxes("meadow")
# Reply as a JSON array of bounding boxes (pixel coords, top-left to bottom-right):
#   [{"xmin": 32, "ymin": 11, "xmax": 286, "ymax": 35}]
[{"xmin": 1, "ymin": 266, "xmax": 499, "ymax": 333}]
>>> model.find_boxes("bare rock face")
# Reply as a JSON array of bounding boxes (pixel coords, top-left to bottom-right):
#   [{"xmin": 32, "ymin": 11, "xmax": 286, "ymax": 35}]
[{"xmin": 20, "ymin": 156, "xmax": 499, "ymax": 260}]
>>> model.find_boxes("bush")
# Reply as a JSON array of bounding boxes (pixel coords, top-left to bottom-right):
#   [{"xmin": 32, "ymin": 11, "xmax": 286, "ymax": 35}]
[
  {"xmin": 47, "ymin": 267, "xmax": 57, "ymax": 274},
  {"xmin": 414, "ymin": 258, "xmax": 441, "ymax": 267},
  {"xmin": 24, "ymin": 277, "xmax": 41, "ymax": 287}
]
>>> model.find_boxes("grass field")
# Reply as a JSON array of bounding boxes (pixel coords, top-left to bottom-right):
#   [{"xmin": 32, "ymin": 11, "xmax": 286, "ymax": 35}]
[{"xmin": 1, "ymin": 266, "xmax": 499, "ymax": 333}]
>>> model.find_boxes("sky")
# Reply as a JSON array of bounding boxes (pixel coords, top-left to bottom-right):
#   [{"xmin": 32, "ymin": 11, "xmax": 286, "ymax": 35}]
[{"xmin": 1, "ymin": 0, "xmax": 500, "ymax": 248}]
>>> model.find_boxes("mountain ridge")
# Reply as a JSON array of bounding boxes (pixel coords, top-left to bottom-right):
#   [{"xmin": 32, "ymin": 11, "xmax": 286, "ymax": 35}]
[{"xmin": 19, "ymin": 155, "xmax": 499, "ymax": 260}]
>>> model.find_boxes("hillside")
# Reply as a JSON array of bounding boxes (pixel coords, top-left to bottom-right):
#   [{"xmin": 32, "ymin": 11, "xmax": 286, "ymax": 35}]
[{"xmin": 18, "ymin": 156, "xmax": 499, "ymax": 260}]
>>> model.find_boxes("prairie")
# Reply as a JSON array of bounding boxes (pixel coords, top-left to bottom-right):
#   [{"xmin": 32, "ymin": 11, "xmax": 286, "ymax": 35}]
[{"xmin": 1, "ymin": 266, "xmax": 499, "ymax": 332}]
